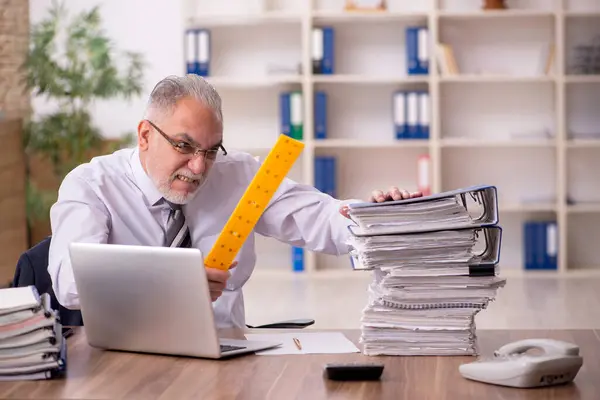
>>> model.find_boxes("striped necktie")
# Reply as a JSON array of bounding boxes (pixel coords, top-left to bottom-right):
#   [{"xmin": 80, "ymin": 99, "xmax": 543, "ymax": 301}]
[{"xmin": 165, "ymin": 202, "xmax": 192, "ymax": 248}]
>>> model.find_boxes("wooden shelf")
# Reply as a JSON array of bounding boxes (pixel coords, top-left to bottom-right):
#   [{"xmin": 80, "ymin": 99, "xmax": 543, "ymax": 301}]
[
  {"xmin": 565, "ymin": 75, "xmax": 600, "ymax": 83},
  {"xmin": 438, "ymin": 10, "xmax": 555, "ymax": 20},
  {"xmin": 441, "ymin": 138, "xmax": 556, "ymax": 148},
  {"xmin": 204, "ymin": 76, "xmax": 303, "ymax": 88},
  {"xmin": 312, "ymin": 75, "xmax": 428, "ymax": 84},
  {"xmin": 186, "ymin": 12, "xmax": 302, "ymax": 27},
  {"xmin": 311, "ymin": 10, "xmax": 428, "ymax": 23},
  {"xmin": 566, "ymin": 139, "xmax": 600, "ymax": 148},
  {"xmin": 314, "ymin": 139, "xmax": 428, "ymax": 149},
  {"xmin": 440, "ymin": 75, "xmax": 555, "ymax": 83},
  {"xmin": 182, "ymin": 0, "xmax": 600, "ymax": 275},
  {"xmin": 500, "ymin": 203, "xmax": 557, "ymax": 212},
  {"xmin": 565, "ymin": 11, "xmax": 600, "ymax": 18},
  {"xmin": 567, "ymin": 204, "xmax": 600, "ymax": 213}
]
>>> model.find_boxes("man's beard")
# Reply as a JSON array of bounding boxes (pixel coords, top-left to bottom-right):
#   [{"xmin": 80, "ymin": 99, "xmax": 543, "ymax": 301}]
[{"xmin": 154, "ymin": 170, "xmax": 207, "ymax": 204}]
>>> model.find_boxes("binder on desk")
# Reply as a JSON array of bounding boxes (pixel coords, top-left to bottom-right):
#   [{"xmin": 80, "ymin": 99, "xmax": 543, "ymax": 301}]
[
  {"xmin": 0, "ymin": 286, "xmax": 67, "ymax": 381},
  {"xmin": 349, "ymin": 225, "xmax": 502, "ymax": 276},
  {"xmin": 347, "ymin": 185, "xmax": 505, "ymax": 356},
  {"xmin": 347, "ymin": 185, "xmax": 499, "ymax": 236}
]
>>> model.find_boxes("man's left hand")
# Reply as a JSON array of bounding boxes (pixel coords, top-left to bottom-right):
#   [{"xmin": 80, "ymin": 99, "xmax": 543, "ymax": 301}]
[{"xmin": 339, "ymin": 186, "xmax": 423, "ymax": 219}]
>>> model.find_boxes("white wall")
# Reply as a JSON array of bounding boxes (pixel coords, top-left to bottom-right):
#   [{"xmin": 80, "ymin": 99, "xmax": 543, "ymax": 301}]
[{"xmin": 29, "ymin": 0, "xmax": 185, "ymax": 139}]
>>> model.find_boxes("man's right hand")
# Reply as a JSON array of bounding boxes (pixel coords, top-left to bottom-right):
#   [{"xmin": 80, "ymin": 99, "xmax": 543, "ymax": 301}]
[{"xmin": 206, "ymin": 261, "xmax": 237, "ymax": 302}]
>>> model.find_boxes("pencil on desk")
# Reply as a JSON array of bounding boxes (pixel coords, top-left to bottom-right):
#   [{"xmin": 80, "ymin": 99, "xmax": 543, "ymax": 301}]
[{"xmin": 293, "ymin": 337, "xmax": 302, "ymax": 351}]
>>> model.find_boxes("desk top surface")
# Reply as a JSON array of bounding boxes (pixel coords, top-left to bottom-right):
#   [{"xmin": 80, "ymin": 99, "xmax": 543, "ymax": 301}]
[{"xmin": 0, "ymin": 328, "xmax": 598, "ymax": 400}]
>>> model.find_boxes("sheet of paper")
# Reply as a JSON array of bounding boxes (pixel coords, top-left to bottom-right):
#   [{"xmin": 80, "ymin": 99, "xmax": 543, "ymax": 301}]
[
  {"xmin": 0, "ymin": 287, "xmax": 38, "ymax": 315},
  {"xmin": 244, "ymin": 332, "xmax": 360, "ymax": 355}
]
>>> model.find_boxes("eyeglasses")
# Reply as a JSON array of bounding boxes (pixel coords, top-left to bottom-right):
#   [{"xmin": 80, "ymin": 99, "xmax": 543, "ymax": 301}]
[{"xmin": 145, "ymin": 119, "xmax": 227, "ymax": 160}]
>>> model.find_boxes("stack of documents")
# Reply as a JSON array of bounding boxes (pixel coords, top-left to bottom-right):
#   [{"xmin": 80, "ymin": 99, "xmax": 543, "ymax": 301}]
[
  {"xmin": 0, "ymin": 286, "xmax": 66, "ymax": 381},
  {"xmin": 346, "ymin": 185, "xmax": 506, "ymax": 356}
]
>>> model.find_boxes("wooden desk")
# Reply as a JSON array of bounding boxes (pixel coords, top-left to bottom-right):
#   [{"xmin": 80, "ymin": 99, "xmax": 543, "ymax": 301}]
[{"xmin": 0, "ymin": 329, "xmax": 598, "ymax": 399}]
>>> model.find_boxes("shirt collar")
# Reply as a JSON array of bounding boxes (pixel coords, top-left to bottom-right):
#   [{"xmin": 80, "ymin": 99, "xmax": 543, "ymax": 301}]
[{"xmin": 130, "ymin": 147, "xmax": 164, "ymax": 207}]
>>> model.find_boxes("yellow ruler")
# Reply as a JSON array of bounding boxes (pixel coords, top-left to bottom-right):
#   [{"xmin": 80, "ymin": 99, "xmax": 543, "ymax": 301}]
[{"xmin": 205, "ymin": 134, "xmax": 305, "ymax": 270}]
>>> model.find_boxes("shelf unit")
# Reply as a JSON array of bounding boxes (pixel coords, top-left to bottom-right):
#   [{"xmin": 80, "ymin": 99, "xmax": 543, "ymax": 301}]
[{"xmin": 182, "ymin": 0, "xmax": 600, "ymax": 275}]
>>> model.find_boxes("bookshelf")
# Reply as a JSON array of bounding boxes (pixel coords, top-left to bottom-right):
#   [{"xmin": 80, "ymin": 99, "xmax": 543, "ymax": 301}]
[{"xmin": 182, "ymin": 0, "xmax": 600, "ymax": 276}]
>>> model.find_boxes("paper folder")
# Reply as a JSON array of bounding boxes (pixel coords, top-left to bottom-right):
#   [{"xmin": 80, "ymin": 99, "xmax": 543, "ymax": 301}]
[
  {"xmin": 349, "ymin": 225, "xmax": 502, "ymax": 277},
  {"xmin": 348, "ymin": 184, "xmax": 505, "ymax": 357},
  {"xmin": 347, "ymin": 185, "xmax": 498, "ymax": 236},
  {"xmin": 0, "ymin": 287, "xmax": 67, "ymax": 381}
]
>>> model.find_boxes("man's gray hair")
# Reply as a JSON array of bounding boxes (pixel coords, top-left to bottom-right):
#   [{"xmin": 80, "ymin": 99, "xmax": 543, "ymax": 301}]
[{"xmin": 144, "ymin": 74, "xmax": 223, "ymax": 126}]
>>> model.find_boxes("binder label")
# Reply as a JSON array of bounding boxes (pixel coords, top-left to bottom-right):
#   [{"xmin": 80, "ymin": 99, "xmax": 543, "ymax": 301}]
[
  {"xmin": 547, "ymin": 223, "xmax": 557, "ymax": 257},
  {"xmin": 198, "ymin": 30, "xmax": 209, "ymax": 63}
]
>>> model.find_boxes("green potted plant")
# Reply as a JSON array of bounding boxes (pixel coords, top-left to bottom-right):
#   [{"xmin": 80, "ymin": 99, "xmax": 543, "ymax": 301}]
[{"xmin": 22, "ymin": 0, "xmax": 146, "ymax": 245}]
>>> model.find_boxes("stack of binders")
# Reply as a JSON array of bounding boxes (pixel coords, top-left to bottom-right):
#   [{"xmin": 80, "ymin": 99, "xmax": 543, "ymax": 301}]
[
  {"xmin": 346, "ymin": 185, "xmax": 506, "ymax": 356},
  {"xmin": 0, "ymin": 286, "xmax": 66, "ymax": 381},
  {"xmin": 279, "ymin": 91, "xmax": 303, "ymax": 140},
  {"xmin": 185, "ymin": 29, "xmax": 210, "ymax": 76}
]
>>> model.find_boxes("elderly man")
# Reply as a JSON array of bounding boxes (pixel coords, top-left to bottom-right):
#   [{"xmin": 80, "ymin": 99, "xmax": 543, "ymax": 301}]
[{"xmin": 47, "ymin": 74, "xmax": 422, "ymax": 328}]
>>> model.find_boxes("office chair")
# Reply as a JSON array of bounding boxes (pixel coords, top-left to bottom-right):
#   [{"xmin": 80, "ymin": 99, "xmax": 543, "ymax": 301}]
[{"xmin": 12, "ymin": 236, "xmax": 314, "ymax": 329}]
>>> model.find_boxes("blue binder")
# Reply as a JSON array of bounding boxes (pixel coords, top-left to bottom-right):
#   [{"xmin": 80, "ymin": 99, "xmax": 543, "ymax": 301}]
[
  {"xmin": 545, "ymin": 221, "xmax": 558, "ymax": 270},
  {"xmin": 524, "ymin": 221, "xmax": 536, "ymax": 270},
  {"xmin": 280, "ymin": 92, "xmax": 291, "ymax": 136},
  {"xmin": 196, "ymin": 29, "xmax": 210, "ymax": 76},
  {"xmin": 292, "ymin": 247, "xmax": 304, "ymax": 272},
  {"xmin": 324, "ymin": 156, "xmax": 336, "ymax": 198},
  {"xmin": 314, "ymin": 91, "xmax": 327, "ymax": 139},
  {"xmin": 406, "ymin": 91, "xmax": 419, "ymax": 139},
  {"xmin": 314, "ymin": 156, "xmax": 326, "ymax": 193},
  {"xmin": 322, "ymin": 27, "xmax": 334, "ymax": 75},
  {"xmin": 185, "ymin": 29, "xmax": 197, "ymax": 75},
  {"xmin": 406, "ymin": 26, "xmax": 428, "ymax": 75},
  {"xmin": 418, "ymin": 90, "xmax": 430, "ymax": 139},
  {"xmin": 524, "ymin": 221, "xmax": 557, "ymax": 270},
  {"xmin": 393, "ymin": 91, "xmax": 407, "ymax": 139},
  {"xmin": 314, "ymin": 156, "xmax": 336, "ymax": 197}
]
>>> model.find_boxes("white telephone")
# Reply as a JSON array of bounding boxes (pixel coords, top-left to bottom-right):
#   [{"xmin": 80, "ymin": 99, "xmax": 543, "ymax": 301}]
[{"xmin": 459, "ymin": 338, "xmax": 583, "ymax": 388}]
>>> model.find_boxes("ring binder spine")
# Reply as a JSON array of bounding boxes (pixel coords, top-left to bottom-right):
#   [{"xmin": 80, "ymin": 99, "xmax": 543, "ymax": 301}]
[
  {"xmin": 348, "ymin": 184, "xmax": 504, "ymax": 356},
  {"xmin": 380, "ymin": 300, "xmax": 488, "ymax": 310}
]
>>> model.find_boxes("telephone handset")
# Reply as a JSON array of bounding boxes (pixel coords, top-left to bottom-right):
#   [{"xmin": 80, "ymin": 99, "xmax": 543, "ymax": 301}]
[
  {"xmin": 459, "ymin": 338, "xmax": 583, "ymax": 388},
  {"xmin": 494, "ymin": 338, "xmax": 581, "ymax": 357}
]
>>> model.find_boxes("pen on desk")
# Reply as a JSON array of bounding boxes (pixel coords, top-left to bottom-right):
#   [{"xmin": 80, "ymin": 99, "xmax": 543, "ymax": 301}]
[{"xmin": 293, "ymin": 337, "xmax": 302, "ymax": 351}]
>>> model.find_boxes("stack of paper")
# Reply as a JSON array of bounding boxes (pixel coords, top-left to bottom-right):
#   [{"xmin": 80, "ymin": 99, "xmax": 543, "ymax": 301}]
[
  {"xmin": 346, "ymin": 185, "xmax": 506, "ymax": 356},
  {"xmin": 0, "ymin": 286, "xmax": 66, "ymax": 381}
]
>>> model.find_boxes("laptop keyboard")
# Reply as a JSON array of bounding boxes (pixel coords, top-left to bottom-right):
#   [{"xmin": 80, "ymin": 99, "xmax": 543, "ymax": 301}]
[{"xmin": 220, "ymin": 344, "xmax": 246, "ymax": 353}]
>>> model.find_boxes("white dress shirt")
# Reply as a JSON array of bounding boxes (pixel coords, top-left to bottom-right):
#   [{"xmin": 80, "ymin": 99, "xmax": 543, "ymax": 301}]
[{"xmin": 48, "ymin": 147, "xmax": 358, "ymax": 328}]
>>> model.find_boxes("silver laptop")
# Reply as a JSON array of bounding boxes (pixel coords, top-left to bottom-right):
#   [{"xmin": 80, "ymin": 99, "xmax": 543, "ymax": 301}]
[{"xmin": 68, "ymin": 242, "xmax": 281, "ymax": 359}]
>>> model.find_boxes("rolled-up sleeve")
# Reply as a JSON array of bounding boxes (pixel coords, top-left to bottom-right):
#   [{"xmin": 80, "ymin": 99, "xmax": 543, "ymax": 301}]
[{"xmin": 48, "ymin": 172, "xmax": 110, "ymax": 309}]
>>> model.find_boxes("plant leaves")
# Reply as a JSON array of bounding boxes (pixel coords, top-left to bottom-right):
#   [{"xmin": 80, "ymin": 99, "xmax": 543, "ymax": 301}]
[{"xmin": 21, "ymin": 0, "xmax": 147, "ymax": 224}]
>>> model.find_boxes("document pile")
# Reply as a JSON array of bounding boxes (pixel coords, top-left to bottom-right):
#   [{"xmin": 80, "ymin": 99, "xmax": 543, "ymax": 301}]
[
  {"xmin": 0, "ymin": 286, "xmax": 66, "ymax": 381},
  {"xmin": 346, "ymin": 185, "xmax": 506, "ymax": 356}
]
